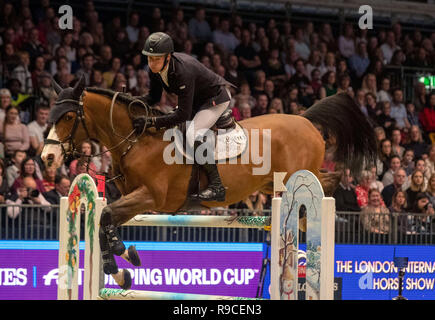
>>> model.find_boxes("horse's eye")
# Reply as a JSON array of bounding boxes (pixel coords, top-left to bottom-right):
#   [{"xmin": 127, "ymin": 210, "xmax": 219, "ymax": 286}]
[{"xmin": 64, "ymin": 114, "xmax": 73, "ymax": 121}]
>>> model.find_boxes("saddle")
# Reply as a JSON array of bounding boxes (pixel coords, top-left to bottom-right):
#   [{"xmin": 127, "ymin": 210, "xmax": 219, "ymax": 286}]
[{"xmin": 174, "ymin": 108, "xmax": 248, "ymax": 163}]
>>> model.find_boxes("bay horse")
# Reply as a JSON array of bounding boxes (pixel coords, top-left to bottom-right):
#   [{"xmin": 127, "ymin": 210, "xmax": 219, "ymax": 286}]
[{"xmin": 42, "ymin": 76, "xmax": 376, "ymax": 289}]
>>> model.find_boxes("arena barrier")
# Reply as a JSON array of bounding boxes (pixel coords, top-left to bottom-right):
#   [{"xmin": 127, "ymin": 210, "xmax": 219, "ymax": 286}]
[{"xmin": 57, "ymin": 171, "xmax": 335, "ymax": 300}]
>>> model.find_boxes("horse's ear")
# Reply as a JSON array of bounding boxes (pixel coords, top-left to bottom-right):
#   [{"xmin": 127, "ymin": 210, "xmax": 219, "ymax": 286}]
[
  {"xmin": 52, "ymin": 78, "xmax": 62, "ymax": 95},
  {"xmin": 72, "ymin": 75, "xmax": 86, "ymax": 99}
]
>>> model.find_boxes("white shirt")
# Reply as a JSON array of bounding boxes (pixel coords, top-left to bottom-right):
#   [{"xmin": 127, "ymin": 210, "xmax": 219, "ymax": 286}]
[{"xmin": 27, "ymin": 120, "xmax": 47, "ymax": 144}]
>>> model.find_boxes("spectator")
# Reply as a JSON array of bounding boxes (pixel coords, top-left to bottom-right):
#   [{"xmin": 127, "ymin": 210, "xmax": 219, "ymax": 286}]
[
  {"xmin": 11, "ymin": 51, "xmax": 33, "ymax": 94},
  {"xmin": 102, "ymin": 57, "xmax": 121, "ymax": 89},
  {"xmin": 238, "ymin": 102, "xmax": 252, "ymax": 120},
  {"xmin": 382, "ymin": 155, "xmax": 402, "ymax": 187},
  {"xmin": 309, "ymin": 69, "xmax": 322, "ymax": 96},
  {"xmin": 348, "ymin": 41, "xmax": 370, "ymax": 79},
  {"xmin": 89, "ymin": 69, "xmax": 108, "ymax": 89},
  {"xmin": 382, "ymin": 168, "xmax": 407, "ymax": 208},
  {"xmin": 94, "ymin": 45, "xmax": 112, "ymax": 72},
  {"xmin": 366, "ymin": 92, "xmax": 382, "ymax": 124},
  {"xmin": 0, "ymin": 88, "xmax": 13, "ymax": 123},
  {"xmin": 361, "ymin": 73, "xmax": 377, "ymax": 96},
  {"xmin": 391, "ymin": 128, "xmax": 405, "ymax": 158},
  {"xmin": 42, "ymin": 165, "xmax": 56, "ymax": 193},
  {"xmin": 381, "ymin": 31, "xmax": 400, "ymax": 64},
  {"xmin": 188, "ymin": 6, "xmax": 212, "ymax": 45},
  {"xmin": 425, "ymin": 173, "xmax": 435, "ymax": 207},
  {"xmin": 390, "ymin": 88, "xmax": 410, "ymax": 131},
  {"xmin": 403, "ymin": 125, "xmax": 428, "ymax": 160},
  {"xmin": 410, "ymin": 192, "xmax": 434, "ymax": 234},
  {"xmin": 323, "ymin": 52, "xmax": 337, "ymax": 75},
  {"xmin": 287, "ymin": 58, "xmax": 310, "ymax": 90},
  {"xmin": 360, "ymin": 188, "xmax": 390, "ymax": 237},
  {"xmin": 406, "ymin": 169, "xmax": 426, "ymax": 210},
  {"xmin": 263, "ymin": 48, "xmax": 286, "ymax": 81},
  {"xmin": 111, "ymin": 29, "xmax": 131, "ymax": 59},
  {"xmin": 413, "ymin": 81, "xmax": 427, "ymax": 113},
  {"xmin": 268, "ymin": 98, "xmax": 284, "ymax": 114},
  {"xmin": 75, "ymin": 53, "xmax": 95, "ymax": 86},
  {"xmin": 27, "ymin": 104, "xmax": 49, "ymax": 157},
  {"xmin": 31, "ymin": 56, "xmax": 47, "ymax": 90},
  {"xmin": 233, "ymin": 82, "xmax": 256, "ymax": 109},
  {"xmin": 355, "ymin": 88, "xmax": 369, "ymax": 118},
  {"xmin": 338, "ymin": 23, "xmax": 356, "ymax": 59},
  {"xmin": 264, "ymin": 80, "xmax": 275, "ymax": 101},
  {"xmin": 389, "ymin": 189, "xmax": 407, "ymax": 215},
  {"xmin": 402, "ymin": 149, "xmax": 415, "ymax": 176},
  {"xmin": 126, "ymin": 12, "xmax": 140, "ymax": 43},
  {"xmin": 251, "ymin": 93, "xmax": 269, "ymax": 117},
  {"xmin": 251, "ymin": 70, "xmax": 266, "ymax": 97},
  {"xmin": 212, "ymin": 18, "xmax": 239, "ymax": 53},
  {"xmin": 305, "ymin": 50, "xmax": 325, "ymax": 81},
  {"xmin": 333, "ymin": 168, "xmax": 361, "ymax": 211},
  {"xmin": 336, "ymin": 74, "xmax": 354, "ymax": 97},
  {"xmin": 406, "ymin": 102, "xmax": 420, "ymax": 128},
  {"xmin": 234, "ymin": 29, "xmax": 261, "ymax": 85},
  {"xmin": 319, "ymin": 71, "xmax": 337, "ymax": 99},
  {"xmin": 43, "ymin": 174, "xmax": 71, "ymax": 205},
  {"xmin": 319, "ymin": 23, "xmax": 337, "ymax": 53},
  {"xmin": 0, "ymin": 105, "xmax": 30, "ymax": 158},
  {"xmin": 355, "ymin": 170, "xmax": 372, "ymax": 208},
  {"xmin": 419, "ymin": 92, "xmax": 435, "ymax": 134},
  {"xmin": 11, "ymin": 157, "xmax": 46, "ymax": 194},
  {"xmin": 68, "ymin": 140, "xmax": 98, "ymax": 179},
  {"xmin": 376, "ymin": 77, "xmax": 392, "ymax": 103},
  {"xmin": 294, "ymin": 27, "xmax": 310, "ymax": 61},
  {"xmin": 0, "ymin": 159, "xmax": 9, "ymax": 204},
  {"xmin": 130, "ymin": 69, "xmax": 148, "ymax": 96},
  {"xmin": 377, "ymin": 101, "xmax": 396, "ymax": 136},
  {"xmin": 425, "ymin": 144, "xmax": 435, "ymax": 177}
]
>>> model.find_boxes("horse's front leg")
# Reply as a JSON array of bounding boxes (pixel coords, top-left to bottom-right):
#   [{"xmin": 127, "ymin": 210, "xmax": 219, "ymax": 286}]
[{"xmin": 99, "ymin": 185, "xmax": 157, "ymax": 289}]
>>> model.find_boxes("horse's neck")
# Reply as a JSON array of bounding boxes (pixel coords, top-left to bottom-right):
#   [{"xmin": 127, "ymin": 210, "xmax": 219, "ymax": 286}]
[{"xmin": 84, "ymin": 93, "xmax": 167, "ymax": 161}]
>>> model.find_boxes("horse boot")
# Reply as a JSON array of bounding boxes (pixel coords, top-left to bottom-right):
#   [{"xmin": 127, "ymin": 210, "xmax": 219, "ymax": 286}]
[
  {"xmin": 189, "ymin": 140, "xmax": 226, "ymax": 202},
  {"xmin": 100, "ymin": 207, "xmax": 126, "ymax": 256},
  {"xmin": 99, "ymin": 228, "xmax": 132, "ymax": 290}
]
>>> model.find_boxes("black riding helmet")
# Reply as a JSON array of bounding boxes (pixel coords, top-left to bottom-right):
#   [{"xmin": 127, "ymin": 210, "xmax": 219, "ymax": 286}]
[{"xmin": 142, "ymin": 32, "xmax": 174, "ymax": 56}]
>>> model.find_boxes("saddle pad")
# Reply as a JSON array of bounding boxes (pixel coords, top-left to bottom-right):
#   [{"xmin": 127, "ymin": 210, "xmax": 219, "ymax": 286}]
[{"xmin": 173, "ymin": 122, "xmax": 248, "ymax": 162}]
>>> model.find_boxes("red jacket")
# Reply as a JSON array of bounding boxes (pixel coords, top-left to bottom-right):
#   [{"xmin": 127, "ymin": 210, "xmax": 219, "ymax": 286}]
[{"xmin": 419, "ymin": 107, "xmax": 435, "ymax": 133}]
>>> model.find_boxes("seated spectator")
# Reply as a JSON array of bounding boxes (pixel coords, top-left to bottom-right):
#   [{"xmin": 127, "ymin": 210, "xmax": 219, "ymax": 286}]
[
  {"xmin": 263, "ymin": 49, "xmax": 286, "ymax": 81},
  {"xmin": 425, "ymin": 173, "xmax": 435, "ymax": 207},
  {"xmin": 338, "ymin": 23, "xmax": 356, "ymax": 59},
  {"xmin": 306, "ymin": 50, "xmax": 325, "ymax": 81},
  {"xmin": 188, "ymin": 6, "xmax": 212, "ymax": 45},
  {"xmin": 233, "ymin": 82, "xmax": 256, "ymax": 109},
  {"xmin": 376, "ymin": 77, "xmax": 392, "ymax": 103},
  {"xmin": 129, "ymin": 69, "xmax": 148, "ymax": 96},
  {"xmin": 377, "ymin": 138, "xmax": 394, "ymax": 180},
  {"xmin": 318, "ymin": 71, "xmax": 337, "ymax": 99},
  {"xmin": 403, "ymin": 125, "xmax": 428, "ymax": 160},
  {"xmin": 251, "ymin": 93, "xmax": 269, "ymax": 117},
  {"xmin": 381, "ymin": 31, "xmax": 400, "ymax": 64},
  {"xmin": 389, "ymin": 190, "xmax": 407, "ymax": 214},
  {"xmin": 238, "ymin": 102, "xmax": 251, "ymax": 120},
  {"xmin": 361, "ymin": 73, "xmax": 377, "ymax": 97},
  {"xmin": 11, "ymin": 157, "xmax": 46, "ymax": 194},
  {"xmin": 102, "ymin": 57, "xmax": 121, "ymax": 89},
  {"xmin": 406, "ymin": 169, "xmax": 426, "ymax": 210},
  {"xmin": 309, "ymin": 69, "xmax": 322, "ymax": 96},
  {"xmin": 402, "ymin": 149, "xmax": 415, "ymax": 176},
  {"xmin": 5, "ymin": 150, "xmax": 27, "ymax": 188},
  {"xmin": 355, "ymin": 170, "xmax": 372, "ymax": 208},
  {"xmin": 294, "ymin": 28, "xmax": 310, "ymax": 61},
  {"xmin": 27, "ymin": 104, "xmax": 49, "ymax": 157},
  {"xmin": 382, "ymin": 155, "xmax": 402, "ymax": 187},
  {"xmin": 336, "ymin": 74, "xmax": 354, "ymax": 97},
  {"xmin": 382, "ymin": 168, "xmax": 407, "ymax": 207},
  {"xmin": 68, "ymin": 140, "xmax": 98, "ymax": 179},
  {"xmin": 42, "ymin": 166, "xmax": 56, "ymax": 192},
  {"xmin": 366, "ymin": 92, "xmax": 381, "ymax": 124},
  {"xmin": 413, "ymin": 81, "xmax": 427, "ymax": 113},
  {"xmin": 360, "ymin": 188, "xmax": 390, "ymax": 235},
  {"xmin": 406, "ymin": 102, "xmax": 420, "ymax": 128},
  {"xmin": 0, "ymin": 159, "xmax": 10, "ymax": 204},
  {"xmin": 43, "ymin": 174, "xmax": 71, "ymax": 205},
  {"xmin": 419, "ymin": 92, "xmax": 435, "ymax": 134},
  {"xmin": 251, "ymin": 70, "xmax": 266, "ymax": 97},
  {"xmin": 11, "ymin": 51, "xmax": 33, "ymax": 94},
  {"xmin": 376, "ymin": 101, "xmax": 396, "ymax": 136},
  {"xmin": 268, "ymin": 98, "xmax": 284, "ymax": 114},
  {"xmin": 391, "ymin": 128, "xmax": 405, "ymax": 158},
  {"xmin": 410, "ymin": 193, "xmax": 434, "ymax": 234},
  {"xmin": 348, "ymin": 41, "xmax": 370, "ymax": 79},
  {"xmin": 212, "ymin": 18, "xmax": 239, "ymax": 53},
  {"xmin": 0, "ymin": 88, "xmax": 13, "ymax": 124},
  {"xmin": 0, "ymin": 105, "xmax": 30, "ymax": 158},
  {"xmin": 287, "ymin": 58, "xmax": 310, "ymax": 90},
  {"xmin": 368, "ymin": 165, "xmax": 384, "ymax": 192},
  {"xmin": 390, "ymin": 88, "xmax": 410, "ymax": 131},
  {"xmin": 333, "ymin": 168, "xmax": 361, "ymax": 211},
  {"xmin": 425, "ymin": 144, "xmax": 435, "ymax": 177},
  {"xmin": 234, "ymin": 29, "xmax": 261, "ymax": 85},
  {"xmin": 224, "ymin": 54, "xmax": 246, "ymax": 89},
  {"xmin": 264, "ymin": 80, "xmax": 275, "ymax": 101}
]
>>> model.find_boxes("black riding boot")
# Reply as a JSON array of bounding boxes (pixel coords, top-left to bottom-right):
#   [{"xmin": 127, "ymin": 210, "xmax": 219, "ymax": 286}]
[{"xmin": 189, "ymin": 140, "xmax": 226, "ymax": 202}]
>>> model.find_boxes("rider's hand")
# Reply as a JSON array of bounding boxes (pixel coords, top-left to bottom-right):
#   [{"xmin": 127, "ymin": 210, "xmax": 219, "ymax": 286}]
[{"xmin": 133, "ymin": 116, "xmax": 155, "ymax": 134}]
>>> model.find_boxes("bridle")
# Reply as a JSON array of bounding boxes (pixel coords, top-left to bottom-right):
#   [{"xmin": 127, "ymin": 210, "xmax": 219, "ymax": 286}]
[
  {"xmin": 44, "ymin": 90, "xmax": 150, "ymax": 182},
  {"xmin": 44, "ymin": 93, "xmax": 92, "ymax": 162}
]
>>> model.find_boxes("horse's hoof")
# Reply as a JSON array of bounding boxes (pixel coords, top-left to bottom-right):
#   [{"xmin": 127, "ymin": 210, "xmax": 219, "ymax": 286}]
[
  {"xmin": 120, "ymin": 269, "xmax": 132, "ymax": 290},
  {"xmin": 127, "ymin": 245, "xmax": 141, "ymax": 266},
  {"xmin": 112, "ymin": 241, "xmax": 126, "ymax": 256}
]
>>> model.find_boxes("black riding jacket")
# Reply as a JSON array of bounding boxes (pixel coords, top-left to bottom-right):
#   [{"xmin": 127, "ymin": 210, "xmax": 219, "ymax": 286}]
[{"xmin": 143, "ymin": 52, "xmax": 234, "ymax": 129}]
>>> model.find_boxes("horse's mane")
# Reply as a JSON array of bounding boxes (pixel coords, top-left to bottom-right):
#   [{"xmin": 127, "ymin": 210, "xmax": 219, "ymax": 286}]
[{"xmin": 85, "ymin": 87, "xmax": 166, "ymax": 116}]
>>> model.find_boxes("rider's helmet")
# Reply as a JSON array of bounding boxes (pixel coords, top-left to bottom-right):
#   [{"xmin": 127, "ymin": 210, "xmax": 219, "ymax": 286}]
[{"xmin": 142, "ymin": 32, "xmax": 174, "ymax": 56}]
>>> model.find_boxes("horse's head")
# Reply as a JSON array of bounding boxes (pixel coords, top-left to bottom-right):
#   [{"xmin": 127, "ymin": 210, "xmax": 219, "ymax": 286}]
[{"xmin": 41, "ymin": 76, "xmax": 89, "ymax": 169}]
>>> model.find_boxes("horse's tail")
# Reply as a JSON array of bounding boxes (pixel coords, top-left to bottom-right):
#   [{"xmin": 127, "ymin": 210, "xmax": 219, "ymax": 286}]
[{"xmin": 302, "ymin": 92, "xmax": 377, "ymax": 175}]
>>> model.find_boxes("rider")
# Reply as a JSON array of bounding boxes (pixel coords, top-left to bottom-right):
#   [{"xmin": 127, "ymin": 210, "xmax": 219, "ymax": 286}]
[{"xmin": 132, "ymin": 32, "xmax": 235, "ymax": 202}]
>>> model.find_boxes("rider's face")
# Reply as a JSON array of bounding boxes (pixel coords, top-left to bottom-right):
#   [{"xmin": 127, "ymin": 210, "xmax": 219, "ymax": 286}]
[{"xmin": 148, "ymin": 55, "xmax": 168, "ymax": 73}]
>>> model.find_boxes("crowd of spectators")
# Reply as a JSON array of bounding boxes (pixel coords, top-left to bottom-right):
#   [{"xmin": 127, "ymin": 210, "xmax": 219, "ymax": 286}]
[{"xmin": 0, "ymin": 0, "xmax": 435, "ymax": 238}]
